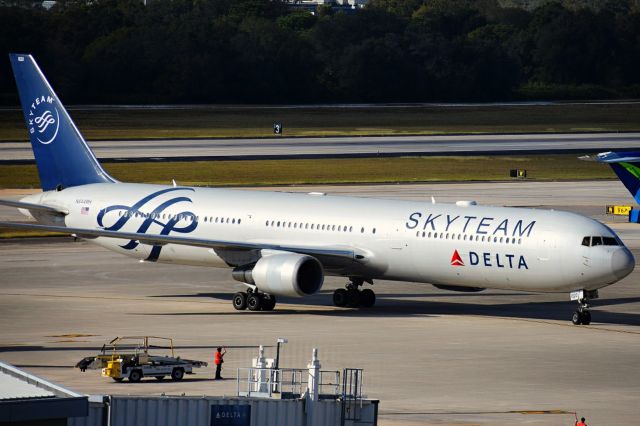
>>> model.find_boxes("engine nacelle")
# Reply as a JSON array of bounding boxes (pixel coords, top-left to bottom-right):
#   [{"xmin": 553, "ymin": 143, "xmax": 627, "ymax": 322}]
[{"xmin": 232, "ymin": 253, "xmax": 324, "ymax": 297}]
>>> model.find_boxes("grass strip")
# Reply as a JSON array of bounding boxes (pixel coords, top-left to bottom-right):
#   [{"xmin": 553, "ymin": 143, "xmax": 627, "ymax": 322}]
[
  {"xmin": 1, "ymin": 103, "xmax": 640, "ymax": 140},
  {"xmin": 0, "ymin": 155, "xmax": 615, "ymax": 189}
]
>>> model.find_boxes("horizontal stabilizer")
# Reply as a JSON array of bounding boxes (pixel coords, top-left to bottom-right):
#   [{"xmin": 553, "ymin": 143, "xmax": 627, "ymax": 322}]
[{"xmin": 0, "ymin": 199, "xmax": 68, "ymax": 215}]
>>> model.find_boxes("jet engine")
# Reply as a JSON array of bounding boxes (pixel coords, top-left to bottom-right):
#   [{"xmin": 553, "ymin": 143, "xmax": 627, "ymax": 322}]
[{"xmin": 232, "ymin": 253, "xmax": 324, "ymax": 297}]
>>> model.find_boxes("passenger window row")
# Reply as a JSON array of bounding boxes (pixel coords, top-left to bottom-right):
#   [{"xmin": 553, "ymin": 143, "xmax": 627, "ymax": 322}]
[
  {"xmin": 581, "ymin": 236, "xmax": 619, "ymax": 247},
  {"xmin": 265, "ymin": 220, "xmax": 377, "ymax": 234},
  {"xmin": 415, "ymin": 230, "xmax": 522, "ymax": 245},
  {"xmin": 202, "ymin": 216, "xmax": 241, "ymax": 225},
  {"xmin": 118, "ymin": 211, "xmax": 241, "ymax": 225}
]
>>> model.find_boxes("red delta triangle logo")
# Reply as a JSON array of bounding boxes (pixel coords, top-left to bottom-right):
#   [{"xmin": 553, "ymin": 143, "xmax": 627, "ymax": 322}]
[{"xmin": 451, "ymin": 250, "xmax": 465, "ymax": 266}]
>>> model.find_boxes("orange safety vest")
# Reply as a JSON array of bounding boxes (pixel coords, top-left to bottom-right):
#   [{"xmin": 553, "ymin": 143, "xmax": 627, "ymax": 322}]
[
  {"xmin": 576, "ymin": 422, "xmax": 587, "ymax": 426},
  {"xmin": 214, "ymin": 352, "xmax": 223, "ymax": 365}
]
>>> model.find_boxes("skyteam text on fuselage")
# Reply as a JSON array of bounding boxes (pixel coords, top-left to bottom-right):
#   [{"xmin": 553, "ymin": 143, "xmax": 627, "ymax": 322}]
[{"xmin": 0, "ymin": 54, "xmax": 635, "ymax": 325}]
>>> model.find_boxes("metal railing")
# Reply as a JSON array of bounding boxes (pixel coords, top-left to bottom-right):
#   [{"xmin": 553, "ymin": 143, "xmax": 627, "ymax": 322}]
[
  {"xmin": 341, "ymin": 368, "xmax": 364, "ymax": 425},
  {"xmin": 237, "ymin": 367, "xmax": 340, "ymax": 399}
]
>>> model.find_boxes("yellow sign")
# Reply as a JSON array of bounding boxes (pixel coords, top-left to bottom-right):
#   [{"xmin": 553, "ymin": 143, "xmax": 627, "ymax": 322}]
[{"xmin": 606, "ymin": 205, "xmax": 633, "ymax": 215}]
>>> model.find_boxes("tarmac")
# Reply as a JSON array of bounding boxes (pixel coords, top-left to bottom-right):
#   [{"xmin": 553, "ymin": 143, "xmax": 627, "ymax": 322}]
[{"xmin": 0, "ymin": 181, "xmax": 639, "ymax": 426}]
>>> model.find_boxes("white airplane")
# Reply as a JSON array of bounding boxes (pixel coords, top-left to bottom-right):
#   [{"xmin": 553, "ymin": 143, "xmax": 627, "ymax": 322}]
[{"xmin": 0, "ymin": 54, "xmax": 635, "ymax": 325}]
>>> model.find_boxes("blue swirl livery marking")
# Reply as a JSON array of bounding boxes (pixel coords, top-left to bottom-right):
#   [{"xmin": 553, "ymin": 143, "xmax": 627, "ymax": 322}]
[{"xmin": 97, "ymin": 188, "xmax": 199, "ymax": 262}]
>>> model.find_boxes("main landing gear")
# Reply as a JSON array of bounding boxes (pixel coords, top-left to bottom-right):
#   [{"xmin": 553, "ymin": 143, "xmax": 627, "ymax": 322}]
[
  {"xmin": 570, "ymin": 289, "xmax": 598, "ymax": 325},
  {"xmin": 333, "ymin": 278, "xmax": 376, "ymax": 308},
  {"xmin": 232, "ymin": 289, "xmax": 276, "ymax": 312}
]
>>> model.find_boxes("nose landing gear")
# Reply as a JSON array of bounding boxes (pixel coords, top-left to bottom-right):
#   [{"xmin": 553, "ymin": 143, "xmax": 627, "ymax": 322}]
[
  {"xmin": 333, "ymin": 278, "xmax": 376, "ymax": 308},
  {"xmin": 570, "ymin": 289, "xmax": 598, "ymax": 325},
  {"xmin": 572, "ymin": 307, "xmax": 591, "ymax": 325}
]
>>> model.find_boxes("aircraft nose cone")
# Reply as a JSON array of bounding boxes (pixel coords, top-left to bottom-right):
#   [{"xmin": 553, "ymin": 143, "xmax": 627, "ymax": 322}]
[{"xmin": 611, "ymin": 247, "xmax": 635, "ymax": 280}]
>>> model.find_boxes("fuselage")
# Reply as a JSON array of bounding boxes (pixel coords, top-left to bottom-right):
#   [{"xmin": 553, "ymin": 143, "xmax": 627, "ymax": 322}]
[{"xmin": 21, "ymin": 182, "xmax": 635, "ymax": 293}]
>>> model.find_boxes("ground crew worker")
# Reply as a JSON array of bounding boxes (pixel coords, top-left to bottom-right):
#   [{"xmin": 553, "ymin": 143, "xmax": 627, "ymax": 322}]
[
  {"xmin": 575, "ymin": 416, "xmax": 587, "ymax": 426},
  {"xmin": 214, "ymin": 346, "xmax": 226, "ymax": 380}
]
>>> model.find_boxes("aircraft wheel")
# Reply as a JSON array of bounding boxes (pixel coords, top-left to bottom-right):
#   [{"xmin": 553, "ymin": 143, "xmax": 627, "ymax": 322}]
[
  {"xmin": 572, "ymin": 311, "xmax": 582, "ymax": 325},
  {"xmin": 581, "ymin": 311, "xmax": 591, "ymax": 325},
  {"xmin": 247, "ymin": 293, "xmax": 262, "ymax": 311},
  {"xmin": 360, "ymin": 289, "xmax": 376, "ymax": 308},
  {"xmin": 346, "ymin": 289, "xmax": 361, "ymax": 308},
  {"xmin": 262, "ymin": 295, "xmax": 276, "ymax": 311},
  {"xmin": 333, "ymin": 289, "xmax": 348, "ymax": 307},
  {"xmin": 232, "ymin": 292, "xmax": 247, "ymax": 310}
]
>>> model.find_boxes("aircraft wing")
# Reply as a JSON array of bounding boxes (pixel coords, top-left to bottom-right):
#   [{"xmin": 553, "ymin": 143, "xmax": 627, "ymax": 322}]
[
  {"xmin": 0, "ymin": 199, "xmax": 69, "ymax": 215},
  {"xmin": 0, "ymin": 221, "xmax": 365, "ymax": 262}
]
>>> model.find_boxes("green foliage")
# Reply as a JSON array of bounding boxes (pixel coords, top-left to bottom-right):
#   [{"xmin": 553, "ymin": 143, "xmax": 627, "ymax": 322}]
[
  {"xmin": 368, "ymin": 0, "xmax": 423, "ymax": 16},
  {"xmin": 277, "ymin": 11, "xmax": 317, "ymax": 32},
  {"xmin": 516, "ymin": 82, "xmax": 620, "ymax": 100},
  {"xmin": 1, "ymin": 0, "xmax": 640, "ymax": 103}
]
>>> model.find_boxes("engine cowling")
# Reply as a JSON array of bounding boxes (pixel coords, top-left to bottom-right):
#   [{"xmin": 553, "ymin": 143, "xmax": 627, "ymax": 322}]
[{"xmin": 232, "ymin": 253, "xmax": 324, "ymax": 297}]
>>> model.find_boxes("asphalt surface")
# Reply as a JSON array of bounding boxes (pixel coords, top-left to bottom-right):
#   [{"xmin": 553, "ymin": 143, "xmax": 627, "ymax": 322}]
[
  {"xmin": 0, "ymin": 181, "xmax": 639, "ymax": 426},
  {"xmin": 2, "ymin": 132, "xmax": 640, "ymax": 162}
]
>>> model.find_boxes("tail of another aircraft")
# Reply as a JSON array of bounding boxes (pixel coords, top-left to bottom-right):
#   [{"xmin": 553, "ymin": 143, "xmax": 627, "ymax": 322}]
[
  {"xmin": 9, "ymin": 54, "xmax": 115, "ymax": 191},
  {"xmin": 589, "ymin": 151, "xmax": 640, "ymax": 204},
  {"xmin": 584, "ymin": 151, "xmax": 640, "ymax": 223}
]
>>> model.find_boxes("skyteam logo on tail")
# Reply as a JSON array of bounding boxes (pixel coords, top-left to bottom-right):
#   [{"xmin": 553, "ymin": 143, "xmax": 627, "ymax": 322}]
[{"xmin": 28, "ymin": 95, "xmax": 59, "ymax": 145}]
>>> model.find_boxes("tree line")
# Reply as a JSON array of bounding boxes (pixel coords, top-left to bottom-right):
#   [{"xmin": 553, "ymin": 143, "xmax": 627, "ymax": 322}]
[{"xmin": 1, "ymin": 0, "xmax": 639, "ymax": 104}]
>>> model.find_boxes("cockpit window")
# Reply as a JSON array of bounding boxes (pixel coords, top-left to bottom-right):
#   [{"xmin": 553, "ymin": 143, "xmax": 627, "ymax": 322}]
[{"xmin": 582, "ymin": 236, "xmax": 620, "ymax": 247}]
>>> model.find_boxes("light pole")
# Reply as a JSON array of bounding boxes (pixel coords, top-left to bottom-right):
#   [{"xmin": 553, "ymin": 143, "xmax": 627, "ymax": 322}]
[{"xmin": 274, "ymin": 337, "xmax": 288, "ymax": 370}]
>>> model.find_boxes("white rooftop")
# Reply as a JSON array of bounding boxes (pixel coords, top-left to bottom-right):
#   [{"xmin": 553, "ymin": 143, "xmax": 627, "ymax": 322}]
[
  {"xmin": 0, "ymin": 361, "xmax": 82, "ymax": 400},
  {"xmin": 0, "ymin": 371, "xmax": 55, "ymax": 400}
]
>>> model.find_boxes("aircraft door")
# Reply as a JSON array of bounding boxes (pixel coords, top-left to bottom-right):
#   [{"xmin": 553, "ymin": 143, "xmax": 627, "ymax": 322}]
[{"xmin": 537, "ymin": 230, "xmax": 556, "ymax": 273}]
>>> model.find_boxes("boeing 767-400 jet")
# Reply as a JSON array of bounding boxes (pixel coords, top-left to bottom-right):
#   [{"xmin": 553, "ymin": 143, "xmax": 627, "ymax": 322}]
[{"xmin": 0, "ymin": 54, "xmax": 635, "ymax": 325}]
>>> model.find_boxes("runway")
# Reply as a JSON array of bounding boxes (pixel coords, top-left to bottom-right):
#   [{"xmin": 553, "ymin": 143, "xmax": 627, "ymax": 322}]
[
  {"xmin": 0, "ymin": 181, "xmax": 639, "ymax": 426},
  {"xmin": 2, "ymin": 132, "xmax": 640, "ymax": 162}
]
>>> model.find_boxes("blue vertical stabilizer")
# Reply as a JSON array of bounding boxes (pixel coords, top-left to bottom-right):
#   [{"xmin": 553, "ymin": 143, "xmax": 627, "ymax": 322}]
[
  {"xmin": 590, "ymin": 151, "xmax": 640, "ymax": 204},
  {"xmin": 9, "ymin": 54, "xmax": 115, "ymax": 191}
]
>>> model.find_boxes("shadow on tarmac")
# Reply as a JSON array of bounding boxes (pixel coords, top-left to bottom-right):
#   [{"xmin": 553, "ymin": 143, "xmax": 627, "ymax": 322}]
[
  {"xmin": 0, "ymin": 344, "xmax": 263, "ymax": 353},
  {"xmin": 103, "ymin": 377, "xmax": 218, "ymax": 384},
  {"xmin": 142, "ymin": 293, "xmax": 640, "ymax": 326},
  {"xmin": 152, "ymin": 291, "xmax": 532, "ymax": 299}
]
